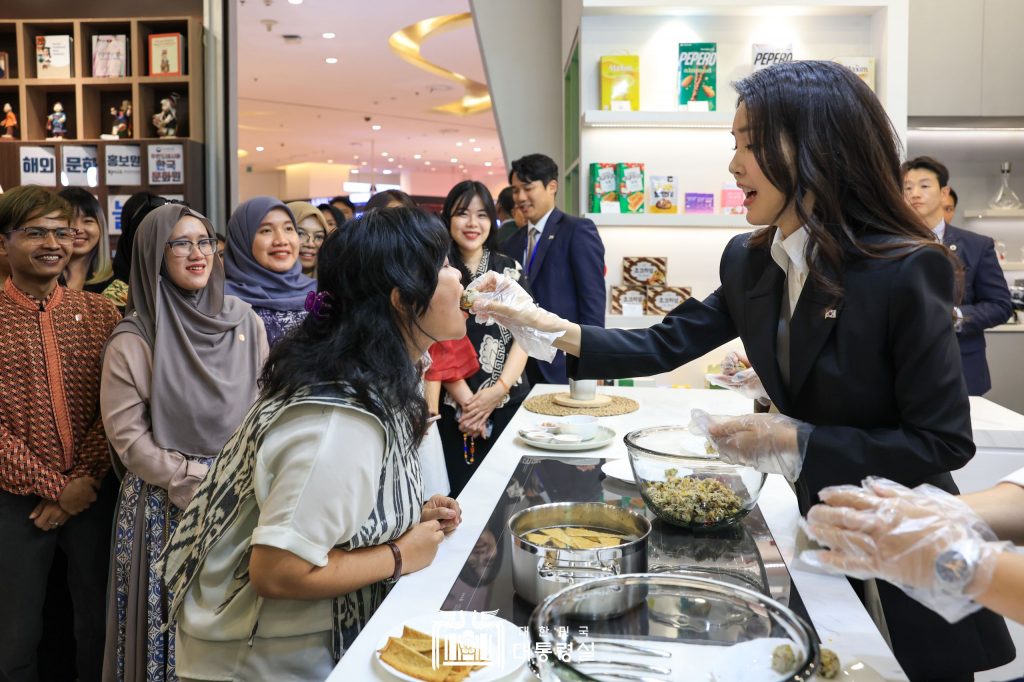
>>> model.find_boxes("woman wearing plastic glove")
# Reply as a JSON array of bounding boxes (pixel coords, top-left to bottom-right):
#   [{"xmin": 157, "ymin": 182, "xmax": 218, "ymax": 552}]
[
  {"xmin": 803, "ymin": 476, "xmax": 1024, "ymax": 625},
  {"xmin": 469, "ymin": 59, "xmax": 1015, "ymax": 680}
]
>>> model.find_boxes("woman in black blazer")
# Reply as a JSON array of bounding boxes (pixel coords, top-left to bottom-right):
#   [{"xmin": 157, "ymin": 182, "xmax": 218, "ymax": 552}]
[{"xmin": 473, "ymin": 61, "xmax": 1014, "ymax": 681}]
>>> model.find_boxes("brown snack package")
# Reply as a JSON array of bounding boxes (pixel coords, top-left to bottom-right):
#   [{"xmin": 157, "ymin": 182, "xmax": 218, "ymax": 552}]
[
  {"xmin": 609, "ymin": 285, "xmax": 647, "ymax": 314},
  {"xmin": 646, "ymin": 286, "xmax": 692, "ymax": 315},
  {"xmin": 622, "ymin": 257, "xmax": 667, "ymax": 287}
]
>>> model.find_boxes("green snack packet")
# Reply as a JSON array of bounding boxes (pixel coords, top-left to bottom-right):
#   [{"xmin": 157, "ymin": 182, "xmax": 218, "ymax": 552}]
[{"xmin": 678, "ymin": 42, "xmax": 717, "ymax": 111}]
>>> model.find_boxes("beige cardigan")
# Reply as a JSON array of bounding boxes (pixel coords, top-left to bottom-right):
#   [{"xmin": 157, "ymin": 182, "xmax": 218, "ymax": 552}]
[{"xmin": 100, "ymin": 317, "xmax": 269, "ymax": 508}]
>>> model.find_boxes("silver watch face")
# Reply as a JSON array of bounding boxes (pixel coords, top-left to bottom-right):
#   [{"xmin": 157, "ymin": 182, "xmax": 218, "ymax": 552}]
[{"xmin": 935, "ymin": 549, "xmax": 973, "ymax": 589}]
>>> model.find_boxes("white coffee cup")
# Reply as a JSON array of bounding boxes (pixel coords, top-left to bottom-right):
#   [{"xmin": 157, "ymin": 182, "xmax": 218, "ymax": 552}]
[{"xmin": 569, "ymin": 379, "xmax": 598, "ymax": 401}]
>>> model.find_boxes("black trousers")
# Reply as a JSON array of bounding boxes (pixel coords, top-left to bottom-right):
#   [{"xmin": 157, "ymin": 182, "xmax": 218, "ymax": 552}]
[{"xmin": 0, "ymin": 475, "xmax": 116, "ymax": 682}]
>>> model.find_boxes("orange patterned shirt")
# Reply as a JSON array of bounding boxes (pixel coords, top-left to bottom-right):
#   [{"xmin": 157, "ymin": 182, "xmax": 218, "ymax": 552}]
[{"xmin": 0, "ymin": 279, "xmax": 120, "ymax": 500}]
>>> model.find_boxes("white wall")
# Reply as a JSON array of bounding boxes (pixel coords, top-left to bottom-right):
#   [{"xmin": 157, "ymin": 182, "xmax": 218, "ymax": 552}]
[
  {"xmin": 238, "ymin": 168, "xmax": 285, "ymax": 204},
  {"xmin": 471, "ymin": 0, "xmax": 564, "ymax": 173}
]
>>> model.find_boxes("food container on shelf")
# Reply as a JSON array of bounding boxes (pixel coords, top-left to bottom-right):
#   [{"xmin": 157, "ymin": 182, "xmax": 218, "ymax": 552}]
[
  {"xmin": 528, "ymin": 573, "xmax": 820, "ymax": 682},
  {"xmin": 507, "ymin": 502, "xmax": 650, "ymax": 617},
  {"xmin": 624, "ymin": 425, "xmax": 766, "ymax": 531}
]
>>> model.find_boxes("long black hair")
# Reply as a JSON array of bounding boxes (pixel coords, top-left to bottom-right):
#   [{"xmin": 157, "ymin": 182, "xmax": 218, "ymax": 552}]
[
  {"xmin": 441, "ymin": 180, "xmax": 499, "ymax": 283},
  {"xmin": 58, "ymin": 187, "xmax": 113, "ymax": 286},
  {"xmin": 259, "ymin": 207, "xmax": 450, "ymax": 445},
  {"xmin": 733, "ymin": 60, "xmax": 955, "ymax": 302}
]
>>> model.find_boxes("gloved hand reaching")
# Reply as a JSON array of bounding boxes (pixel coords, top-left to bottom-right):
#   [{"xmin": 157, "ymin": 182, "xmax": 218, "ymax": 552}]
[
  {"xmin": 801, "ymin": 477, "xmax": 1007, "ymax": 623},
  {"xmin": 705, "ymin": 351, "xmax": 770, "ymax": 405},
  {"xmin": 689, "ymin": 409, "xmax": 812, "ymax": 482},
  {"xmin": 463, "ymin": 272, "xmax": 568, "ymax": 362}
]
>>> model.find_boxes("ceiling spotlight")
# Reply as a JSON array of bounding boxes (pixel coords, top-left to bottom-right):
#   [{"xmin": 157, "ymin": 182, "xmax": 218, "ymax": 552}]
[
  {"xmin": 327, "ymin": 159, "xmax": 334, "ymax": 163},
  {"xmin": 325, "ymin": 57, "xmax": 338, "ymax": 64},
  {"xmin": 387, "ymin": 157, "xmax": 394, "ymax": 162},
  {"xmin": 473, "ymin": 147, "xmax": 481, "ymax": 152},
  {"xmin": 450, "ymin": 157, "xmax": 458, "ymax": 163},
  {"xmin": 382, "ymin": 169, "xmax": 392, "ymax": 175},
  {"xmin": 455, "ymin": 141, "xmax": 463, "ymax": 147},
  {"xmin": 397, "ymin": 164, "xmax": 403, "ymax": 168},
  {"xmin": 424, "ymin": 161, "xmax": 431, "ymax": 166},
  {"xmin": 468, "ymin": 138, "xmax": 476, "ymax": 143},
  {"xmin": 458, "ymin": 164, "xmax": 464, "ymax": 169},
  {"xmin": 413, "ymin": 154, "xmax": 422, "ymax": 160},
  {"xmin": 487, "ymin": 171, "xmax": 494, "ymax": 175},
  {"xmin": 484, "ymin": 161, "xmax": 492, "ymax": 167},
  {"xmin": 256, "ymin": 146, "xmax": 265, "ymax": 152},
  {"xmin": 322, "ymin": 32, "xmax": 336, "ymax": 39},
  {"xmin": 287, "ymin": 0, "xmax": 302, "ymax": 4},
  {"xmin": 462, "ymin": 169, "xmax": 468, "ymax": 173},
  {"xmin": 353, "ymin": 155, "xmax": 359, "ymax": 160},
  {"xmin": 381, "ymin": 152, "xmax": 388, "ymax": 157},
  {"xmin": 351, "ymin": 169, "xmax": 360, "ymax": 174},
  {"xmin": 371, "ymin": 124, "xmax": 382, "ymax": 131},
  {"xmin": 361, "ymin": 161, "xmax": 367, "ymax": 166}
]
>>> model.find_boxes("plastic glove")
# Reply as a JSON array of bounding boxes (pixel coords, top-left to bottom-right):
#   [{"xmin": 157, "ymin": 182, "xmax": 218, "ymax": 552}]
[
  {"xmin": 688, "ymin": 409, "xmax": 812, "ymax": 482},
  {"xmin": 706, "ymin": 352, "xmax": 770, "ymax": 405},
  {"xmin": 463, "ymin": 271, "xmax": 566, "ymax": 362},
  {"xmin": 801, "ymin": 477, "xmax": 1007, "ymax": 623}
]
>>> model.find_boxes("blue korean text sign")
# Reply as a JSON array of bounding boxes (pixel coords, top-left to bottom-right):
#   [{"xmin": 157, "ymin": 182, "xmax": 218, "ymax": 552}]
[
  {"xmin": 61, "ymin": 145, "xmax": 99, "ymax": 187},
  {"xmin": 20, "ymin": 146, "xmax": 57, "ymax": 186}
]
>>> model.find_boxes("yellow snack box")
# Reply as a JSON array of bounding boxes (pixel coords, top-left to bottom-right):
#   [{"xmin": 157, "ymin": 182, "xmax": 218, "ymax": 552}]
[{"xmin": 600, "ymin": 55, "xmax": 640, "ymax": 112}]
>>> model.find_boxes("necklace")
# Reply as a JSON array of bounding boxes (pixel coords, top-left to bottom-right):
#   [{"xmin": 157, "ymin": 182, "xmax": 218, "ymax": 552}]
[{"xmin": 462, "ymin": 433, "xmax": 476, "ymax": 465}]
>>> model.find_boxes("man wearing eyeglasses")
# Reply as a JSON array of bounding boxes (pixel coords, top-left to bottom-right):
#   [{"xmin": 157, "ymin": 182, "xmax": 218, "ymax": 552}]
[{"xmin": 0, "ymin": 185, "xmax": 120, "ymax": 682}]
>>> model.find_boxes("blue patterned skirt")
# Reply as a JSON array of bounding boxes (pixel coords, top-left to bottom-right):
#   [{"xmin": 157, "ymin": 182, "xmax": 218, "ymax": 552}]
[{"xmin": 105, "ymin": 458, "xmax": 212, "ymax": 682}]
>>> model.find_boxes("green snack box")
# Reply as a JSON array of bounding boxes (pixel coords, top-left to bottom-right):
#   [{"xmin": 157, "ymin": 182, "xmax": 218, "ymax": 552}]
[
  {"xmin": 616, "ymin": 162, "xmax": 645, "ymax": 213},
  {"xmin": 678, "ymin": 42, "xmax": 717, "ymax": 111},
  {"xmin": 589, "ymin": 162, "xmax": 618, "ymax": 213}
]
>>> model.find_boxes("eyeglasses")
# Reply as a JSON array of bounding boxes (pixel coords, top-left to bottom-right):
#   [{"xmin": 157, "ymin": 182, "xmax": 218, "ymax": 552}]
[
  {"xmin": 297, "ymin": 228, "xmax": 325, "ymax": 246},
  {"xmin": 166, "ymin": 238, "xmax": 218, "ymax": 258},
  {"xmin": 8, "ymin": 226, "xmax": 81, "ymax": 243}
]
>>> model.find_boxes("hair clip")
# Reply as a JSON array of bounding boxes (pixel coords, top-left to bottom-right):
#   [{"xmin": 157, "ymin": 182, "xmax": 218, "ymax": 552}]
[{"xmin": 304, "ymin": 290, "xmax": 333, "ymax": 320}]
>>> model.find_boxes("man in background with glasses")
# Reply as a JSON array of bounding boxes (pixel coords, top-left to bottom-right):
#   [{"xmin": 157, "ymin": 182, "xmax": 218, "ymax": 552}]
[{"xmin": 0, "ymin": 185, "xmax": 120, "ymax": 682}]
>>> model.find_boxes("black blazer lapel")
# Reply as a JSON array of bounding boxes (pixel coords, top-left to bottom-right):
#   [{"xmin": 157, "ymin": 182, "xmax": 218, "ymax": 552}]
[
  {"xmin": 744, "ymin": 259, "xmax": 790, "ymax": 413},
  {"xmin": 788, "ymin": 276, "xmax": 840, "ymax": 400},
  {"xmin": 527, "ymin": 208, "xmax": 562, "ymax": 278}
]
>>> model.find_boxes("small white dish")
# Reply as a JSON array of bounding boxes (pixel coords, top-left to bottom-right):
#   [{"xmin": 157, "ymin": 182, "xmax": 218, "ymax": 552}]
[
  {"xmin": 518, "ymin": 425, "xmax": 616, "ymax": 452},
  {"xmin": 523, "ymin": 431, "xmax": 554, "ymax": 441},
  {"xmin": 552, "ymin": 433, "xmax": 584, "ymax": 444},
  {"xmin": 600, "ymin": 458, "xmax": 635, "ymax": 483},
  {"xmin": 559, "ymin": 415, "xmax": 599, "ymax": 440}
]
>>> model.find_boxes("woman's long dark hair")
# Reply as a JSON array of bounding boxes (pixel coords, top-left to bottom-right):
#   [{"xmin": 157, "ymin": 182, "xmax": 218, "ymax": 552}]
[
  {"xmin": 441, "ymin": 180, "xmax": 499, "ymax": 283},
  {"xmin": 259, "ymin": 207, "xmax": 451, "ymax": 445},
  {"xmin": 734, "ymin": 60, "xmax": 956, "ymax": 302},
  {"xmin": 58, "ymin": 187, "xmax": 113, "ymax": 285}
]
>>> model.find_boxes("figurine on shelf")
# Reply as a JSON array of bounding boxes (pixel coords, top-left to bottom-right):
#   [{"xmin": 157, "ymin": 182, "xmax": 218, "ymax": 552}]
[
  {"xmin": 152, "ymin": 95, "xmax": 178, "ymax": 138},
  {"xmin": 101, "ymin": 100, "xmax": 131, "ymax": 140},
  {"xmin": 1, "ymin": 103, "xmax": 16, "ymax": 139},
  {"xmin": 46, "ymin": 102, "xmax": 67, "ymax": 140}
]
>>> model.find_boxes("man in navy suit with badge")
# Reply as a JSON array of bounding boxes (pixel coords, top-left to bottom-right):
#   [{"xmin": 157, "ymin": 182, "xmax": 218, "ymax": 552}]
[
  {"xmin": 903, "ymin": 156, "xmax": 1012, "ymax": 395},
  {"xmin": 502, "ymin": 154, "xmax": 606, "ymax": 384}
]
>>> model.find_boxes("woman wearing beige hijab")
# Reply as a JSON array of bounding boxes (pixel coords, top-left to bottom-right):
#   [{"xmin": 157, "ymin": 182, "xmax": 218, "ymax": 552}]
[
  {"xmin": 287, "ymin": 201, "xmax": 330, "ymax": 278},
  {"xmin": 100, "ymin": 204, "xmax": 268, "ymax": 681}
]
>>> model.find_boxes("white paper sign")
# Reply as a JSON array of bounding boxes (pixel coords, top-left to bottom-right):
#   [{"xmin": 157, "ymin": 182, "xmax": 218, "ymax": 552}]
[
  {"xmin": 148, "ymin": 144, "xmax": 184, "ymax": 185},
  {"xmin": 20, "ymin": 146, "xmax": 57, "ymax": 186},
  {"xmin": 107, "ymin": 194, "xmax": 131, "ymax": 235},
  {"xmin": 61, "ymin": 145, "xmax": 99, "ymax": 187},
  {"xmin": 105, "ymin": 144, "xmax": 142, "ymax": 185}
]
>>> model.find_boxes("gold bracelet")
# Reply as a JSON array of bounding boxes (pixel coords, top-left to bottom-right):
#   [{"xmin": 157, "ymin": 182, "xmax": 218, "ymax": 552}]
[{"xmin": 496, "ymin": 376, "xmax": 510, "ymax": 394}]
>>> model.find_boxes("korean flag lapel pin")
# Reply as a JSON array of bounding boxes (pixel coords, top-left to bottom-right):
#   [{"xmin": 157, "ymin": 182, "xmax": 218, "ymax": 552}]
[{"xmin": 824, "ymin": 308, "xmax": 838, "ymax": 319}]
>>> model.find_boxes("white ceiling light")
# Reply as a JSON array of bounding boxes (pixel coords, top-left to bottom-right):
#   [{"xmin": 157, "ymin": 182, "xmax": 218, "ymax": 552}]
[
  {"xmin": 387, "ymin": 157, "xmax": 394, "ymax": 162},
  {"xmin": 450, "ymin": 157, "xmax": 458, "ymax": 163},
  {"xmin": 397, "ymin": 164, "xmax": 403, "ymax": 168},
  {"xmin": 288, "ymin": 0, "xmax": 303, "ymax": 4},
  {"xmin": 351, "ymin": 169, "xmax": 360, "ymax": 174},
  {"xmin": 382, "ymin": 169, "xmax": 392, "ymax": 175},
  {"xmin": 455, "ymin": 141, "xmax": 463, "ymax": 147},
  {"xmin": 424, "ymin": 161, "xmax": 431, "ymax": 165},
  {"xmin": 361, "ymin": 161, "xmax": 367, "ymax": 166},
  {"xmin": 371, "ymin": 124, "xmax": 382, "ymax": 131},
  {"xmin": 322, "ymin": 32, "xmax": 336, "ymax": 39},
  {"xmin": 353, "ymin": 155, "xmax": 359, "ymax": 159},
  {"xmin": 413, "ymin": 154, "xmax": 422, "ymax": 159},
  {"xmin": 325, "ymin": 57, "xmax": 338, "ymax": 64},
  {"xmin": 256, "ymin": 146, "xmax": 265, "ymax": 152},
  {"xmin": 381, "ymin": 151, "xmax": 388, "ymax": 157},
  {"xmin": 468, "ymin": 138, "xmax": 476, "ymax": 143},
  {"xmin": 473, "ymin": 147, "xmax": 481, "ymax": 152},
  {"xmin": 327, "ymin": 159, "xmax": 334, "ymax": 163},
  {"xmin": 484, "ymin": 161, "xmax": 492, "ymax": 167}
]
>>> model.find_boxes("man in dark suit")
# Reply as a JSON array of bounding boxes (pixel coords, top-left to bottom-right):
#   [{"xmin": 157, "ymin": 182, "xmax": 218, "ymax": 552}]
[
  {"xmin": 501, "ymin": 153, "xmax": 606, "ymax": 384},
  {"xmin": 494, "ymin": 186, "xmax": 524, "ymax": 246},
  {"xmin": 903, "ymin": 156, "xmax": 1012, "ymax": 395}
]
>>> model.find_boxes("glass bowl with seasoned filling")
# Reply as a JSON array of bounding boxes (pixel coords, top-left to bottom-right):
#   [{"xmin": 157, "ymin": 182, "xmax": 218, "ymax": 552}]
[{"xmin": 624, "ymin": 425, "xmax": 766, "ymax": 531}]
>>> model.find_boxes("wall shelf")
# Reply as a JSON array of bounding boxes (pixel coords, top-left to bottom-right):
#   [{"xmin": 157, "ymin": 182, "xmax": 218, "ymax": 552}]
[
  {"xmin": 583, "ymin": 110, "xmax": 734, "ymax": 129},
  {"xmin": 1000, "ymin": 262, "xmax": 1024, "ymax": 270},
  {"xmin": 587, "ymin": 212, "xmax": 751, "ymax": 228},
  {"xmin": 606, "ymin": 313, "xmax": 665, "ymax": 328},
  {"xmin": 964, "ymin": 209, "xmax": 1024, "ymax": 219}
]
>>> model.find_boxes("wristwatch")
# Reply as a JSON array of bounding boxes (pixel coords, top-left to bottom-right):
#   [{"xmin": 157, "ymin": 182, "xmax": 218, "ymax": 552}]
[{"xmin": 934, "ymin": 547, "xmax": 975, "ymax": 594}]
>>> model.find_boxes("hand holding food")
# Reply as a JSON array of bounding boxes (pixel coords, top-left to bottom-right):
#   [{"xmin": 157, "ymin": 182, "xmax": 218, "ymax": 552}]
[
  {"xmin": 461, "ymin": 272, "xmax": 567, "ymax": 361},
  {"xmin": 801, "ymin": 477, "xmax": 1007, "ymax": 623},
  {"xmin": 689, "ymin": 409, "xmax": 811, "ymax": 482},
  {"xmin": 706, "ymin": 351, "xmax": 770, "ymax": 405},
  {"xmin": 422, "ymin": 495, "xmax": 462, "ymax": 534}
]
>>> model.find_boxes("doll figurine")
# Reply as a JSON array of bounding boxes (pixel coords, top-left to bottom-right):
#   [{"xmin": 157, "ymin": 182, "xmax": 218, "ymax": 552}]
[
  {"xmin": 152, "ymin": 96, "xmax": 177, "ymax": 138},
  {"xmin": 1, "ymin": 103, "xmax": 16, "ymax": 139},
  {"xmin": 109, "ymin": 100, "xmax": 131, "ymax": 138},
  {"xmin": 46, "ymin": 102, "xmax": 67, "ymax": 139}
]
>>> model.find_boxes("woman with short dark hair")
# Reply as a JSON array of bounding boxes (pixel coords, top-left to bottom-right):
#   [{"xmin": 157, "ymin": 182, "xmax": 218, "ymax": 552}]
[
  {"xmin": 58, "ymin": 187, "xmax": 114, "ymax": 293},
  {"xmin": 164, "ymin": 207, "xmax": 462, "ymax": 681}
]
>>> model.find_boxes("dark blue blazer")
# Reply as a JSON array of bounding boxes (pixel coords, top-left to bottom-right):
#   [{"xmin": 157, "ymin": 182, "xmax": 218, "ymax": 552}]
[
  {"xmin": 944, "ymin": 223, "xmax": 1013, "ymax": 395},
  {"xmin": 501, "ymin": 208, "xmax": 605, "ymax": 383},
  {"xmin": 568, "ymin": 232, "xmax": 1014, "ymax": 679}
]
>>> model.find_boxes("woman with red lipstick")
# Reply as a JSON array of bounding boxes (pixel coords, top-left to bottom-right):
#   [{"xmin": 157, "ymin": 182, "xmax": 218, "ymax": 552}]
[
  {"xmin": 472, "ymin": 60, "xmax": 1015, "ymax": 680},
  {"xmin": 100, "ymin": 203, "xmax": 267, "ymax": 681},
  {"xmin": 58, "ymin": 187, "xmax": 114, "ymax": 293},
  {"xmin": 437, "ymin": 181, "xmax": 530, "ymax": 496},
  {"xmin": 224, "ymin": 196, "xmax": 315, "ymax": 347}
]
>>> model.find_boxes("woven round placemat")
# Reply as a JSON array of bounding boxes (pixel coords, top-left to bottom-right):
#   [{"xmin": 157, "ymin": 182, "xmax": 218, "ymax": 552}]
[{"xmin": 523, "ymin": 392, "xmax": 640, "ymax": 417}]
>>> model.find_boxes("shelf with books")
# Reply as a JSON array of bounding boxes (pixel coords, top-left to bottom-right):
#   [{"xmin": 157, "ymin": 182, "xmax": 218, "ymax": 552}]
[
  {"xmin": 582, "ymin": 110, "xmax": 734, "ymax": 129},
  {"xmin": 81, "ymin": 21, "xmax": 130, "ymax": 78},
  {"xmin": 23, "ymin": 22, "xmax": 77, "ymax": 80},
  {"xmin": 0, "ymin": 22, "xmax": 18, "ymax": 80},
  {"xmin": 587, "ymin": 212, "xmax": 750, "ymax": 228}
]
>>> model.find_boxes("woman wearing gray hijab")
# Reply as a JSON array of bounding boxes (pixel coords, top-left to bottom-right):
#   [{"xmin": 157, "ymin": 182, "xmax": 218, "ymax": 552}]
[
  {"xmin": 224, "ymin": 196, "xmax": 315, "ymax": 346},
  {"xmin": 99, "ymin": 204, "xmax": 268, "ymax": 682}
]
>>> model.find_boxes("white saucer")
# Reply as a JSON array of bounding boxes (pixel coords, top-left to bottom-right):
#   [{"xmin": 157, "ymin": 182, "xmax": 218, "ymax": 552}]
[{"xmin": 600, "ymin": 458, "xmax": 635, "ymax": 483}]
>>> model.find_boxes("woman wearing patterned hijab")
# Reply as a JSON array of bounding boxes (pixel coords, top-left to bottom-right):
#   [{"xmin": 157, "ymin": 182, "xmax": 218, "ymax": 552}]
[
  {"xmin": 224, "ymin": 196, "xmax": 315, "ymax": 346},
  {"xmin": 100, "ymin": 204, "xmax": 268, "ymax": 682}
]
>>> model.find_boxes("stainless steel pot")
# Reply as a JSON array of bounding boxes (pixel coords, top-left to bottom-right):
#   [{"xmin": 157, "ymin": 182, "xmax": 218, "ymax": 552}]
[{"xmin": 507, "ymin": 502, "xmax": 651, "ymax": 618}]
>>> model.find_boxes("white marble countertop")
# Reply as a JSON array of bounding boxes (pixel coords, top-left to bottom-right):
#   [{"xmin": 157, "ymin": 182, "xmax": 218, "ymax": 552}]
[{"xmin": 327, "ymin": 386, "xmax": 910, "ymax": 682}]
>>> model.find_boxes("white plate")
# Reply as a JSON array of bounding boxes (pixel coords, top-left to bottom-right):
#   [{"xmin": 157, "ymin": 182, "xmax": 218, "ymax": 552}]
[
  {"xmin": 600, "ymin": 458, "xmax": 635, "ymax": 483},
  {"xmin": 518, "ymin": 425, "xmax": 616, "ymax": 452},
  {"xmin": 375, "ymin": 611, "xmax": 529, "ymax": 682}
]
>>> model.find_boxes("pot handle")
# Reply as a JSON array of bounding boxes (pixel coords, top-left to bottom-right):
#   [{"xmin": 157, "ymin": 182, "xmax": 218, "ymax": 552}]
[{"xmin": 537, "ymin": 559, "xmax": 620, "ymax": 583}]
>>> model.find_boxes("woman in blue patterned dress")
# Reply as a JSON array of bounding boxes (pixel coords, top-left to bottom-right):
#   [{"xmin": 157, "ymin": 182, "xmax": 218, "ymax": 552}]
[
  {"xmin": 99, "ymin": 204, "xmax": 268, "ymax": 681},
  {"xmin": 223, "ymin": 196, "xmax": 315, "ymax": 346},
  {"xmin": 162, "ymin": 208, "xmax": 463, "ymax": 681}
]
